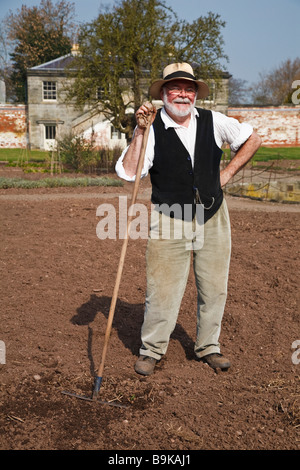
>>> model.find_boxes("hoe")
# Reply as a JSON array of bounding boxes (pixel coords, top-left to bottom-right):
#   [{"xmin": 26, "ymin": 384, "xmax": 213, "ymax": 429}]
[{"xmin": 62, "ymin": 106, "xmax": 154, "ymax": 407}]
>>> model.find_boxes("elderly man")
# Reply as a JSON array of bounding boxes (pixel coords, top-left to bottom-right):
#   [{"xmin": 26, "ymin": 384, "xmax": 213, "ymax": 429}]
[{"xmin": 116, "ymin": 63, "xmax": 261, "ymax": 376}]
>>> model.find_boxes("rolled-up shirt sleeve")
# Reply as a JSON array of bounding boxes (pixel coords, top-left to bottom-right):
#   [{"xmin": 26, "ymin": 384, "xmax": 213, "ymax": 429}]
[
  {"xmin": 115, "ymin": 126, "xmax": 155, "ymax": 181},
  {"xmin": 212, "ymin": 111, "xmax": 253, "ymax": 152},
  {"xmin": 115, "ymin": 147, "xmax": 136, "ymax": 181}
]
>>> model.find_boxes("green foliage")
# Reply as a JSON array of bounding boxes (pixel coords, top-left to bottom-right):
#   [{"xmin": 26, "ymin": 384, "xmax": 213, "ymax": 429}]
[
  {"xmin": 66, "ymin": 0, "xmax": 227, "ymax": 139},
  {"xmin": 5, "ymin": 0, "xmax": 76, "ymax": 102},
  {"xmin": 56, "ymin": 132, "xmax": 123, "ymax": 173},
  {"xmin": 57, "ymin": 133, "xmax": 96, "ymax": 171}
]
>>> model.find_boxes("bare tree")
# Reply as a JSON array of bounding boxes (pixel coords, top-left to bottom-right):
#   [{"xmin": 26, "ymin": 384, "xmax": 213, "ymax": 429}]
[
  {"xmin": 228, "ymin": 77, "xmax": 249, "ymax": 105},
  {"xmin": 250, "ymin": 58, "xmax": 300, "ymax": 105},
  {"xmin": 0, "ymin": 21, "xmax": 15, "ymax": 102}
]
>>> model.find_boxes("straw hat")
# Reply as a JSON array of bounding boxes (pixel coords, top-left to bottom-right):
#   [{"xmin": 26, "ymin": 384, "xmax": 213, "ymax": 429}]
[{"xmin": 149, "ymin": 63, "xmax": 209, "ymax": 100}]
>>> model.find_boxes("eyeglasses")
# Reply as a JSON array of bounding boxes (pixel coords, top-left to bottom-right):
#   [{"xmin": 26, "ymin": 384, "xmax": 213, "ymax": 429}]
[{"xmin": 164, "ymin": 85, "xmax": 197, "ymax": 96}]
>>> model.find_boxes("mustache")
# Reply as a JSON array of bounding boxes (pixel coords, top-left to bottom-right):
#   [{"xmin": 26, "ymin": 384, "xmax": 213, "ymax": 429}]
[{"xmin": 173, "ymin": 98, "xmax": 191, "ymax": 104}]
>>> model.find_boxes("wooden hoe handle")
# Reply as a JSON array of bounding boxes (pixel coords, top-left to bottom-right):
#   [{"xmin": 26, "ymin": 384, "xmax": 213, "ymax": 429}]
[{"xmin": 93, "ymin": 109, "xmax": 153, "ymax": 398}]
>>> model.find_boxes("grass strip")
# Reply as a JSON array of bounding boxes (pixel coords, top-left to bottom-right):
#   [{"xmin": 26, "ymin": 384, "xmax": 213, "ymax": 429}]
[{"xmin": 222, "ymin": 147, "xmax": 300, "ymax": 161}]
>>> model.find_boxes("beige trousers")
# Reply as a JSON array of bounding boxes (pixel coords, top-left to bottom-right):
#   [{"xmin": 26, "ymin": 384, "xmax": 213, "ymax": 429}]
[{"xmin": 139, "ymin": 199, "xmax": 231, "ymax": 360}]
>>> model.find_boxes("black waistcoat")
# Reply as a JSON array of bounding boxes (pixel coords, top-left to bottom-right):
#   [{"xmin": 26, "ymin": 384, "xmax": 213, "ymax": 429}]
[{"xmin": 149, "ymin": 108, "xmax": 223, "ymax": 223}]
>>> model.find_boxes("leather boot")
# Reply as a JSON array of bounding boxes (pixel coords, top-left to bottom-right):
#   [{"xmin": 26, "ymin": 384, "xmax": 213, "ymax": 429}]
[
  {"xmin": 202, "ymin": 353, "xmax": 231, "ymax": 371},
  {"xmin": 134, "ymin": 355, "xmax": 157, "ymax": 376}
]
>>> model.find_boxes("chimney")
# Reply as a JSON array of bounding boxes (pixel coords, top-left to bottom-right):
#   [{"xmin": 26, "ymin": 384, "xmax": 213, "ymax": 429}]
[{"xmin": 71, "ymin": 44, "xmax": 80, "ymax": 56}]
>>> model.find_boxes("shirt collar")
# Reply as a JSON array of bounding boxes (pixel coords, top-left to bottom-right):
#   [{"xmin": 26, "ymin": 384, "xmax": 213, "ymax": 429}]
[{"xmin": 161, "ymin": 106, "xmax": 199, "ymax": 129}]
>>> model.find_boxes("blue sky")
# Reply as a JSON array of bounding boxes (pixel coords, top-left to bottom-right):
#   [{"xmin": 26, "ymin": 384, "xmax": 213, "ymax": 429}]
[{"xmin": 1, "ymin": 0, "xmax": 299, "ymax": 86}]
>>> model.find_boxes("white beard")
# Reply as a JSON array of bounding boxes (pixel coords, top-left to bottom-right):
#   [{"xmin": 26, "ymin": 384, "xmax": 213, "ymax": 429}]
[{"xmin": 163, "ymin": 89, "xmax": 196, "ymax": 117}]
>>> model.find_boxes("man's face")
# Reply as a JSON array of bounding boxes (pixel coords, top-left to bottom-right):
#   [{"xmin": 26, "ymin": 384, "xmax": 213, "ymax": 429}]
[{"xmin": 160, "ymin": 79, "xmax": 198, "ymax": 118}]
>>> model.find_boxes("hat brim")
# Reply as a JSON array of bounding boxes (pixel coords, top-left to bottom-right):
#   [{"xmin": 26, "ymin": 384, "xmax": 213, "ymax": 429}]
[{"xmin": 149, "ymin": 77, "xmax": 209, "ymax": 100}]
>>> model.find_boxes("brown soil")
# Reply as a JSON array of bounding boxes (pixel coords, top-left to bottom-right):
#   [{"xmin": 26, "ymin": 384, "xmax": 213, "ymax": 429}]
[{"xmin": 0, "ymin": 171, "xmax": 299, "ymax": 451}]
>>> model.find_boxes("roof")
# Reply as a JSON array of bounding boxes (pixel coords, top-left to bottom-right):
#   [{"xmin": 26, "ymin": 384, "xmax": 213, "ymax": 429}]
[
  {"xmin": 27, "ymin": 53, "xmax": 231, "ymax": 79},
  {"xmin": 28, "ymin": 53, "xmax": 75, "ymax": 72}
]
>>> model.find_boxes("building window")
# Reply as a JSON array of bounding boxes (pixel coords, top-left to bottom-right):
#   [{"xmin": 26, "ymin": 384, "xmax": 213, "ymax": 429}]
[
  {"xmin": 45, "ymin": 125, "xmax": 56, "ymax": 140},
  {"xmin": 205, "ymin": 82, "xmax": 215, "ymax": 102},
  {"xmin": 111, "ymin": 126, "xmax": 122, "ymax": 140},
  {"xmin": 43, "ymin": 81, "xmax": 57, "ymax": 100},
  {"xmin": 97, "ymin": 86, "xmax": 104, "ymax": 100}
]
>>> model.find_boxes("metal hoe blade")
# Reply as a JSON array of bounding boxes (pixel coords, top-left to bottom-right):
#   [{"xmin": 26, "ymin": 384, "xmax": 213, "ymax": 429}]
[{"xmin": 61, "ymin": 390, "xmax": 128, "ymax": 408}]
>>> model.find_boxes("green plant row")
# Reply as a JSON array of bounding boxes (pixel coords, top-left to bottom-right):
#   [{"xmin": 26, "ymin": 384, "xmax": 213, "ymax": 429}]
[{"xmin": 0, "ymin": 176, "xmax": 123, "ymax": 189}]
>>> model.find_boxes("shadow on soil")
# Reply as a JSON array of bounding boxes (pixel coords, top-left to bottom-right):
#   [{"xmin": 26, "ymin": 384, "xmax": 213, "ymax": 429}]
[{"xmin": 72, "ymin": 294, "xmax": 195, "ymax": 375}]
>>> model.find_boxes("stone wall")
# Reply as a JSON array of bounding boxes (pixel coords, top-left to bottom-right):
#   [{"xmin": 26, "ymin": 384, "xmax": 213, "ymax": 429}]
[
  {"xmin": 0, "ymin": 104, "xmax": 27, "ymax": 148},
  {"xmin": 228, "ymin": 106, "xmax": 300, "ymax": 147},
  {"xmin": 26, "ymin": 73, "xmax": 82, "ymax": 149},
  {"xmin": 26, "ymin": 71, "xmax": 128, "ymax": 150}
]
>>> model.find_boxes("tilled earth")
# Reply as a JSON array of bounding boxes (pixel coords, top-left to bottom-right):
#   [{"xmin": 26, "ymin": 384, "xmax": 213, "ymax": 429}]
[{"xmin": 0, "ymin": 172, "xmax": 299, "ymax": 451}]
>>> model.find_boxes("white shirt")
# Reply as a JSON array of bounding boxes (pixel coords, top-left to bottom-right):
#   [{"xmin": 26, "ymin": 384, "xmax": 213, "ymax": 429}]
[{"xmin": 115, "ymin": 107, "xmax": 253, "ymax": 181}]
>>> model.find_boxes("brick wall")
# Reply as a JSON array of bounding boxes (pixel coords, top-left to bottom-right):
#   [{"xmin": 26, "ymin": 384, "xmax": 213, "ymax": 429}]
[
  {"xmin": 1, "ymin": 104, "xmax": 299, "ymax": 149},
  {"xmin": 228, "ymin": 106, "xmax": 300, "ymax": 147},
  {"xmin": 0, "ymin": 105, "xmax": 27, "ymax": 148}
]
